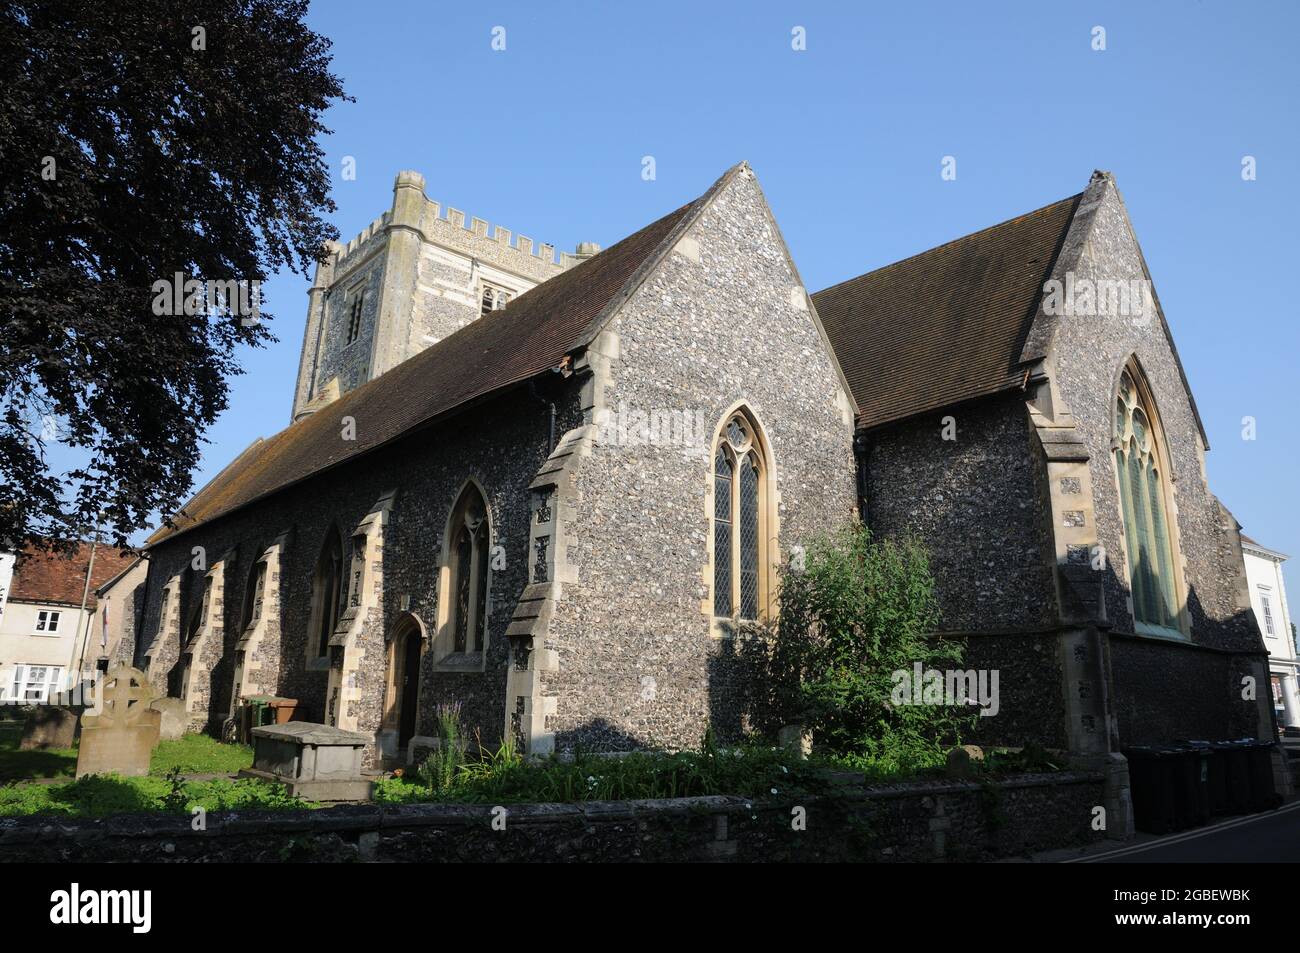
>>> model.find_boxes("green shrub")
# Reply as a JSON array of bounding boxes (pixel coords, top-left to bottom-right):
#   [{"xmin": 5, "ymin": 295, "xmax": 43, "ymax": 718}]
[
  {"xmin": 375, "ymin": 735, "xmax": 828, "ymax": 806},
  {"xmin": 416, "ymin": 701, "xmax": 466, "ymax": 793},
  {"xmin": 767, "ymin": 522, "xmax": 973, "ymax": 771}
]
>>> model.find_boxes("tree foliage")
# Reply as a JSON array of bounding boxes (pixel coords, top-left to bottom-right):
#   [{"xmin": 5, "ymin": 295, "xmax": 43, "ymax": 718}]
[
  {"xmin": 0, "ymin": 0, "xmax": 349, "ymax": 553},
  {"xmin": 768, "ymin": 522, "xmax": 971, "ymax": 768}
]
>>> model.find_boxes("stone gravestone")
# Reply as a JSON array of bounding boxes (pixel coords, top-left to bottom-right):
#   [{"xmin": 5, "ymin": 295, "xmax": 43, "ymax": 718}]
[
  {"xmin": 20, "ymin": 707, "xmax": 78, "ymax": 750},
  {"xmin": 150, "ymin": 697, "xmax": 187, "ymax": 741},
  {"xmin": 76, "ymin": 665, "xmax": 161, "ymax": 778}
]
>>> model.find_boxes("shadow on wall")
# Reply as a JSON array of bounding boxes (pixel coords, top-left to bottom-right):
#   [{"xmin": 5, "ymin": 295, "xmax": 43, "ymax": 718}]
[
  {"xmin": 551, "ymin": 717, "xmax": 663, "ymax": 756},
  {"xmin": 708, "ymin": 629, "xmax": 782, "ymax": 744}
]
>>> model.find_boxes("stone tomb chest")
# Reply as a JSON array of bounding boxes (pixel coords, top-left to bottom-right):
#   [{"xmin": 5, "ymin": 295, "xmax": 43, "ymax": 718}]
[{"xmin": 241, "ymin": 722, "xmax": 372, "ymax": 801}]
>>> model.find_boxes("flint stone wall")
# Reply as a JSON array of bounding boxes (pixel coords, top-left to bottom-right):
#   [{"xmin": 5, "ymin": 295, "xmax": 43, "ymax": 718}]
[
  {"xmin": 542, "ymin": 169, "xmax": 857, "ymax": 752},
  {"xmin": 139, "ymin": 387, "xmax": 577, "ymax": 755},
  {"xmin": 1046, "ymin": 179, "xmax": 1267, "ymax": 746},
  {"xmin": 0, "ymin": 770, "xmax": 1104, "ymax": 863}
]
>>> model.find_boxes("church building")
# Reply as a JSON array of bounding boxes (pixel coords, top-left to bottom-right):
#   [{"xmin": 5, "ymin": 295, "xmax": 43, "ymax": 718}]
[{"xmin": 117, "ymin": 163, "xmax": 1277, "ymax": 781}]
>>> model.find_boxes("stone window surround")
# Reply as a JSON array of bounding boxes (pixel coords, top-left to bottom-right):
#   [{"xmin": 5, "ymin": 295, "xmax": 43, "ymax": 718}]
[
  {"xmin": 32, "ymin": 609, "xmax": 62, "ymax": 635},
  {"xmin": 183, "ymin": 575, "xmax": 213, "ymax": 651},
  {"xmin": 431, "ymin": 477, "xmax": 493, "ymax": 673},
  {"xmin": 701, "ymin": 402, "xmax": 780, "ymax": 639},
  {"xmin": 305, "ymin": 523, "xmax": 347, "ymax": 672},
  {"xmin": 240, "ymin": 557, "xmax": 268, "ymax": 636},
  {"xmin": 477, "ymin": 280, "xmax": 512, "ymax": 317},
  {"xmin": 341, "ymin": 280, "xmax": 366, "ymax": 349},
  {"xmin": 1107, "ymin": 356, "xmax": 1191, "ymax": 642}
]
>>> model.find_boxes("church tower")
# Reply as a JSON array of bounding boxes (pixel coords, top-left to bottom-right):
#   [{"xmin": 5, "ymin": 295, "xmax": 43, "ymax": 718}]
[{"xmin": 291, "ymin": 170, "xmax": 598, "ymax": 421}]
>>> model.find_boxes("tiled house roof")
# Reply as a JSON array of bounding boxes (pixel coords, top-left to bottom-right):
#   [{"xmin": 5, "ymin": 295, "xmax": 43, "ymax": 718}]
[
  {"xmin": 149, "ymin": 169, "xmax": 736, "ymax": 544},
  {"xmin": 9, "ymin": 542, "xmax": 137, "ymax": 608},
  {"xmin": 813, "ymin": 193, "xmax": 1082, "ymax": 431}
]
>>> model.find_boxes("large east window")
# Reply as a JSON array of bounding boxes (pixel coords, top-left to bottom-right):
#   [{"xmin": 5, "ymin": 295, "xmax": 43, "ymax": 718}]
[{"xmin": 1114, "ymin": 366, "xmax": 1184, "ymax": 637}]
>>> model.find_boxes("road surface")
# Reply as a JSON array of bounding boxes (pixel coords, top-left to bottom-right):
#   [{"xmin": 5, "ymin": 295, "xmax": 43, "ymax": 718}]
[{"xmin": 1076, "ymin": 800, "xmax": 1300, "ymax": 862}]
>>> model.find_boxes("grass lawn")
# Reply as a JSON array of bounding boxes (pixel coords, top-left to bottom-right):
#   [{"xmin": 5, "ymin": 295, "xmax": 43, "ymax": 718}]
[
  {"xmin": 0, "ymin": 720, "xmax": 280, "ymax": 818},
  {"xmin": 1, "ymin": 715, "xmax": 254, "ymax": 789},
  {"xmin": 0, "ymin": 774, "xmax": 304, "ymax": 817},
  {"xmin": 150, "ymin": 734, "xmax": 254, "ymax": 776}
]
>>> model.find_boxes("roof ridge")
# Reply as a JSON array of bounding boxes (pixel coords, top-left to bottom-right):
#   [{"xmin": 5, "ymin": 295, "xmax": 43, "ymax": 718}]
[
  {"xmin": 815, "ymin": 191, "xmax": 1085, "ymax": 298},
  {"xmin": 147, "ymin": 167, "xmax": 739, "ymax": 545}
]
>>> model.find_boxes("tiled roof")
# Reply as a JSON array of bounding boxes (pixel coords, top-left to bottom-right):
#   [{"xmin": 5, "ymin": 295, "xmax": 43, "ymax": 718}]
[
  {"xmin": 148, "ymin": 171, "xmax": 729, "ymax": 544},
  {"xmin": 9, "ymin": 542, "xmax": 137, "ymax": 608},
  {"xmin": 813, "ymin": 193, "xmax": 1082, "ymax": 431}
]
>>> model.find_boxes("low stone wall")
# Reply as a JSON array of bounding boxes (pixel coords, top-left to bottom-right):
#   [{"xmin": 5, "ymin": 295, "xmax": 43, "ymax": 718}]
[{"xmin": 0, "ymin": 771, "xmax": 1106, "ymax": 863}]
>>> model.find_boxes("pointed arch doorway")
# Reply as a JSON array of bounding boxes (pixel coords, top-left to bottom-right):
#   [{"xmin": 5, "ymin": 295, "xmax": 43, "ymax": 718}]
[{"xmin": 382, "ymin": 615, "xmax": 427, "ymax": 759}]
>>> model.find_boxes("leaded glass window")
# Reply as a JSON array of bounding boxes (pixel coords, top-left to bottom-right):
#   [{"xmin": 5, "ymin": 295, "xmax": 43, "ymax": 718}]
[
  {"xmin": 311, "ymin": 528, "xmax": 345, "ymax": 657},
  {"xmin": 453, "ymin": 526, "xmax": 473, "ymax": 653},
  {"xmin": 739, "ymin": 454, "xmax": 759, "ymax": 619},
  {"xmin": 714, "ymin": 451, "xmax": 733, "ymax": 617},
  {"xmin": 712, "ymin": 412, "xmax": 768, "ymax": 622},
  {"xmin": 248, "ymin": 562, "xmax": 266, "ymax": 629},
  {"xmin": 445, "ymin": 484, "xmax": 491, "ymax": 655},
  {"xmin": 1114, "ymin": 369, "xmax": 1182, "ymax": 634}
]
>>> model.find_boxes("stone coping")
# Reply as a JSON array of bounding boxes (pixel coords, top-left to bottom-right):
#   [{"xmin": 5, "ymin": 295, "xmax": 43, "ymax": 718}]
[{"xmin": 0, "ymin": 770, "xmax": 1105, "ymax": 845}]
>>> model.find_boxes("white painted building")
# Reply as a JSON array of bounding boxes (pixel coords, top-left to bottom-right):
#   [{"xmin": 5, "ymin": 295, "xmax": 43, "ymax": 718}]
[
  {"xmin": 0, "ymin": 542, "xmax": 136, "ymax": 704},
  {"xmin": 1242, "ymin": 534, "xmax": 1298, "ymax": 730}
]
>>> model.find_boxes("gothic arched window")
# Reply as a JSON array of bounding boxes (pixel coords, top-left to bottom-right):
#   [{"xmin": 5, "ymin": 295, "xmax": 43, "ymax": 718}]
[
  {"xmin": 309, "ymin": 527, "xmax": 346, "ymax": 658},
  {"xmin": 444, "ymin": 484, "xmax": 491, "ymax": 655},
  {"xmin": 1114, "ymin": 366, "xmax": 1183, "ymax": 636},
  {"xmin": 241, "ymin": 557, "xmax": 267, "ymax": 635},
  {"xmin": 712, "ymin": 411, "xmax": 770, "ymax": 622},
  {"xmin": 185, "ymin": 577, "xmax": 211, "ymax": 648}
]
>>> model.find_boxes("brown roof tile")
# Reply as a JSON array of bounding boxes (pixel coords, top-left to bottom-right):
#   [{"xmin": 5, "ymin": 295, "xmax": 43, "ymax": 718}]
[
  {"xmin": 813, "ymin": 192, "xmax": 1082, "ymax": 431},
  {"xmin": 149, "ymin": 178, "xmax": 721, "ymax": 544},
  {"xmin": 9, "ymin": 542, "xmax": 137, "ymax": 608}
]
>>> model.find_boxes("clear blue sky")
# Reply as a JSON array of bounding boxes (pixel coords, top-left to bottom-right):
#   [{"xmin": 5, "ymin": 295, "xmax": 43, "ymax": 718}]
[{"xmin": 189, "ymin": 0, "xmax": 1299, "ymax": 601}]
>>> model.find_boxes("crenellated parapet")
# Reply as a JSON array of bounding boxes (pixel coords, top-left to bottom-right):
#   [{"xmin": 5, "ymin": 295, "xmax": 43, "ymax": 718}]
[
  {"xmin": 325, "ymin": 171, "xmax": 572, "ymax": 284},
  {"xmin": 292, "ymin": 170, "xmax": 600, "ymax": 422}
]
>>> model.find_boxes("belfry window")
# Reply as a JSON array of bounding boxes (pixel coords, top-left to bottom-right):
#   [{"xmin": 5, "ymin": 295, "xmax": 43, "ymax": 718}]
[
  {"xmin": 712, "ymin": 411, "xmax": 769, "ymax": 622},
  {"xmin": 445, "ymin": 485, "xmax": 491, "ymax": 654},
  {"xmin": 345, "ymin": 291, "xmax": 364, "ymax": 345},
  {"xmin": 480, "ymin": 284, "xmax": 510, "ymax": 317},
  {"xmin": 1114, "ymin": 368, "xmax": 1182, "ymax": 636}
]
